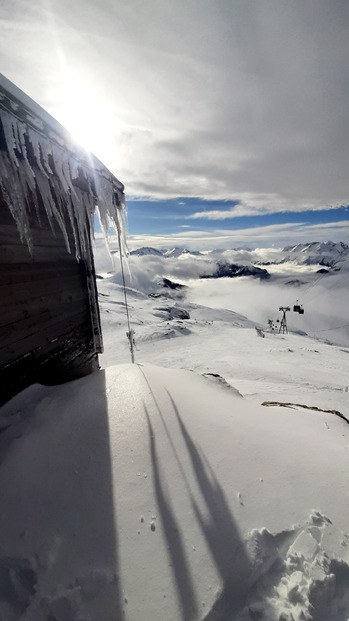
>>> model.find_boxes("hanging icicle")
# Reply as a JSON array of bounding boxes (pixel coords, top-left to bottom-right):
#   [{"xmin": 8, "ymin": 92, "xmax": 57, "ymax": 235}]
[{"xmin": 0, "ymin": 102, "xmax": 128, "ymax": 263}]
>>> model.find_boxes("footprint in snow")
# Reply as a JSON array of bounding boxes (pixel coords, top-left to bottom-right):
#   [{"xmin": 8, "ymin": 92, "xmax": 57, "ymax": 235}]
[{"xmin": 238, "ymin": 510, "xmax": 347, "ymax": 621}]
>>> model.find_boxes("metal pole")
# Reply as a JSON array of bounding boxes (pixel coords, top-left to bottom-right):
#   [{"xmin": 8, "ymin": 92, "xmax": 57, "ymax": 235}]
[{"xmin": 115, "ymin": 209, "xmax": 135, "ymax": 364}]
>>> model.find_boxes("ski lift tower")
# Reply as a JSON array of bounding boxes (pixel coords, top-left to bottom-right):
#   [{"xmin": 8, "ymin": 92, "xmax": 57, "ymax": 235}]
[{"xmin": 278, "ymin": 307, "xmax": 290, "ymax": 334}]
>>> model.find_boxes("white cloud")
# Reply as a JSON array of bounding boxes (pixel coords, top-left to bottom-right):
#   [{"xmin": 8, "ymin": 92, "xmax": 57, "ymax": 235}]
[
  {"xmin": 127, "ymin": 220, "xmax": 349, "ymax": 251},
  {"xmin": 95, "ymin": 219, "xmax": 349, "ymax": 253},
  {"xmin": 188, "ymin": 200, "xmax": 345, "ymax": 221},
  {"xmin": 307, "ymin": 220, "xmax": 349, "ymax": 230}
]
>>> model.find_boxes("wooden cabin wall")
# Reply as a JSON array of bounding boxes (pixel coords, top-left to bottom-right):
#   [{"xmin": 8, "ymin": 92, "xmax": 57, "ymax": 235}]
[{"xmin": 0, "ymin": 194, "xmax": 100, "ymax": 406}]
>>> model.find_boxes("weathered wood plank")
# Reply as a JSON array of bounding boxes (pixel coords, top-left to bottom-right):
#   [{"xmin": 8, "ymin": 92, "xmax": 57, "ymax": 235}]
[
  {"xmin": 0, "ymin": 243, "xmax": 79, "ymax": 264},
  {"xmin": 0, "ymin": 294, "xmax": 90, "ymax": 343},
  {"xmin": 0, "ymin": 271, "xmax": 86, "ymax": 308},
  {"xmin": 0, "ymin": 288, "xmax": 88, "ymax": 325},
  {"xmin": 1, "ymin": 335, "xmax": 98, "ymax": 405},
  {"xmin": 0, "ymin": 261, "xmax": 78, "ymax": 286},
  {"xmin": 0, "ymin": 222, "xmax": 68, "ymax": 245},
  {"xmin": 0, "ymin": 307, "xmax": 91, "ymax": 361}
]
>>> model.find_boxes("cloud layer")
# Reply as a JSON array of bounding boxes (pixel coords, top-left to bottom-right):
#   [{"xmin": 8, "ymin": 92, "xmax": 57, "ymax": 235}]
[
  {"xmin": 125, "ymin": 220, "xmax": 349, "ymax": 250},
  {"xmin": 1, "ymin": 0, "xmax": 348, "ymax": 217}
]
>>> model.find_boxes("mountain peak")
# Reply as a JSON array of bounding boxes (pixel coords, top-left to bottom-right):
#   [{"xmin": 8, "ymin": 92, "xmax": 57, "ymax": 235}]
[{"xmin": 130, "ymin": 247, "xmax": 163, "ymax": 256}]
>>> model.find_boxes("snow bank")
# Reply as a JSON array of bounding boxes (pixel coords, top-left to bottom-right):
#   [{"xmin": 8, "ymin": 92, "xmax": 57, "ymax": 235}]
[{"xmin": 0, "ymin": 363, "xmax": 348, "ymax": 620}]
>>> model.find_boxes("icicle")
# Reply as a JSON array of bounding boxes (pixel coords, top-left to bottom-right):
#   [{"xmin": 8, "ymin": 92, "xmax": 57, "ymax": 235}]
[
  {"xmin": 95, "ymin": 173, "xmax": 129, "ymax": 259},
  {"xmin": 1, "ymin": 112, "xmax": 19, "ymax": 168},
  {"xmin": 17, "ymin": 123, "xmax": 36, "ymax": 190},
  {"xmin": 114, "ymin": 190, "xmax": 128, "ymax": 258},
  {"xmin": 0, "ymin": 150, "xmax": 33, "ymax": 253},
  {"xmin": 50, "ymin": 143, "xmax": 72, "ymax": 195},
  {"xmin": 1, "ymin": 104, "xmax": 128, "ymax": 264},
  {"xmin": 27, "ymin": 128, "xmax": 50, "ymax": 178},
  {"xmin": 35, "ymin": 168, "xmax": 72, "ymax": 254},
  {"xmin": 66, "ymin": 158, "xmax": 79, "ymax": 201},
  {"xmin": 72, "ymin": 186, "xmax": 89, "ymax": 261}
]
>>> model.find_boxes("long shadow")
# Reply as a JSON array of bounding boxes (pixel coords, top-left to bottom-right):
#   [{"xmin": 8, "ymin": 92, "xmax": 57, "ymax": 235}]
[
  {"xmin": 166, "ymin": 390, "xmax": 252, "ymax": 620},
  {"xmin": 137, "ymin": 366, "xmax": 252, "ymax": 618},
  {"xmin": 144, "ymin": 403, "xmax": 199, "ymax": 621},
  {"xmin": 0, "ymin": 369, "xmax": 122, "ymax": 620},
  {"xmin": 137, "ymin": 365, "xmax": 192, "ymax": 490}
]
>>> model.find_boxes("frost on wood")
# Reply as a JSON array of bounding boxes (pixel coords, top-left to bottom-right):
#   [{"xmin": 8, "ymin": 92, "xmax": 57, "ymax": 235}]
[{"xmin": 0, "ymin": 106, "xmax": 128, "ymax": 262}]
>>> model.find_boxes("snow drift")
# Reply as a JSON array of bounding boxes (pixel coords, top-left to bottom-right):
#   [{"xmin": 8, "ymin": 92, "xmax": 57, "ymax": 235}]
[{"xmin": 0, "ymin": 363, "xmax": 348, "ymax": 620}]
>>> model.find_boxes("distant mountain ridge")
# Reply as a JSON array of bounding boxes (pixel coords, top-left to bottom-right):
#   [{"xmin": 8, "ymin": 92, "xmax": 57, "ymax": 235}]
[
  {"xmin": 129, "ymin": 247, "xmax": 163, "ymax": 256},
  {"xmin": 201, "ymin": 263, "xmax": 270, "ymax": 280},
  {"xmin": 128, "ymin": 242, "xmax": 349, "ymax": 279},
  {"xmin": 130, "ymin": 242, "xmax": 348, "ymax": 266},
  {"xmin": 130, "ymin": 247, "xmax": 203, "ymax": 258},
  {"xmin": 280, "ymin": 241, "xmax": 349, "ymax": 267},
  {"xmin": 283, "ymin": 241, "xmax": 348, "ymax": 253}
]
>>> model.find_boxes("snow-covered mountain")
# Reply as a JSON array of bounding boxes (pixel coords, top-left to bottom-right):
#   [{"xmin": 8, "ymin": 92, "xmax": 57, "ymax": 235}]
[
  {"xmin": 129, "ymin": 247, "xmax": 203, "ymax": 258},
  {"xmin": 130, "ymin": 247, "xmax": 163, "ymax": 256},
  {"xmin": 163, "ymin": 247, "xmax": 203, "ymax": 258},
  {"xmin": 280, "ymin": 241, "xmax": 349, "ymax": 267},
  {"xmin": 128, "ymin": 241, "xmax": 349, "ymax": 272},
  {"xmin": 203, "ymin": 262, "xmax": 270, "ymax": 280}
]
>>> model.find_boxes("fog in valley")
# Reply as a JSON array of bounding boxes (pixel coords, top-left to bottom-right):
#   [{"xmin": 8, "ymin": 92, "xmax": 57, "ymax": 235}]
[{"xmin": 94, "ymin": 237, "xmax": 349, "ymax": 347}]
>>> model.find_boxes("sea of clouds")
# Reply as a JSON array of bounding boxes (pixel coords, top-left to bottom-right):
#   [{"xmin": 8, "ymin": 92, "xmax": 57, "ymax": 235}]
[{"xmin": 93, "ymin": 238, "xmax": 349, "ymax": 346}]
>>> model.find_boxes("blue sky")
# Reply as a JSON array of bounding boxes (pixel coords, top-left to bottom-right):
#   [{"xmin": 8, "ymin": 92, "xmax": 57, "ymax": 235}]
[
  {"xmin": 95, "ymin": 198, "xmax": 349, "ymax": 250},
  {"xmin": 1, "ymin": 0, "xmax": 348, "ymax": 249},
  {"xmin": 124, "ymin": 199, "xmax": 349, "ymax": 249},
  {"xmin": 126, "ymin": 198, "xmax": 348, "ymax": 235}
]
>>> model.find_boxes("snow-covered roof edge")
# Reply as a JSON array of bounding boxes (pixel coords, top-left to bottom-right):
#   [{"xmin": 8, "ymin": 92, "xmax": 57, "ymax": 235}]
[{"xmin": 0, "ymin": 73, "xmax": 128, "ymax": 261}]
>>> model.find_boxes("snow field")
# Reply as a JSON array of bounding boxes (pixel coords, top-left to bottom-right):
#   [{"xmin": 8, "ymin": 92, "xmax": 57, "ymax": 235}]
[{"xmin": 0, "ymin": 363, "xmax": 348, "ymax": 620}]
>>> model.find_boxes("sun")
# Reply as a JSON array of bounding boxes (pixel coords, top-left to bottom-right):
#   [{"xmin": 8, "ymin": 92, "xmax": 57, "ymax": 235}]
[{"xmin": 54, "ymin": 78, "xmax": 120, "ymax": 170}]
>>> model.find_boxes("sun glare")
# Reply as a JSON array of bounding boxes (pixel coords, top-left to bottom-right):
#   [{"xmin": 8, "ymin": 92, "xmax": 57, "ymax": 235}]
[{"xmin": 55, "ymin": 79, "xmax": 120, "ymax": 170}]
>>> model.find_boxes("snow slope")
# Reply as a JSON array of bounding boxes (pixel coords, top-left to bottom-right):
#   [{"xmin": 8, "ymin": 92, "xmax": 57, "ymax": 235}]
[
  {"xmin": 97, "ymin": 279, "xmax": 349, "ymax": 415},
  {"xmin": 0, "ymin": 363, "xmax": 349, "ymax": 620}
]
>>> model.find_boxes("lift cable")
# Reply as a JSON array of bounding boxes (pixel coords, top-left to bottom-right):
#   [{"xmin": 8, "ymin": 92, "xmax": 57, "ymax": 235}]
[
  {"xmin": 300, "ymin": 246, "xmax": 348, "ymax": 301},
  {"xmin": 311, "ymin": 323, "xmax": 349, "ymax": 333},
  {"xmin": 304, "ymin": 272, "xmax": 344, "ymax": 306}
]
